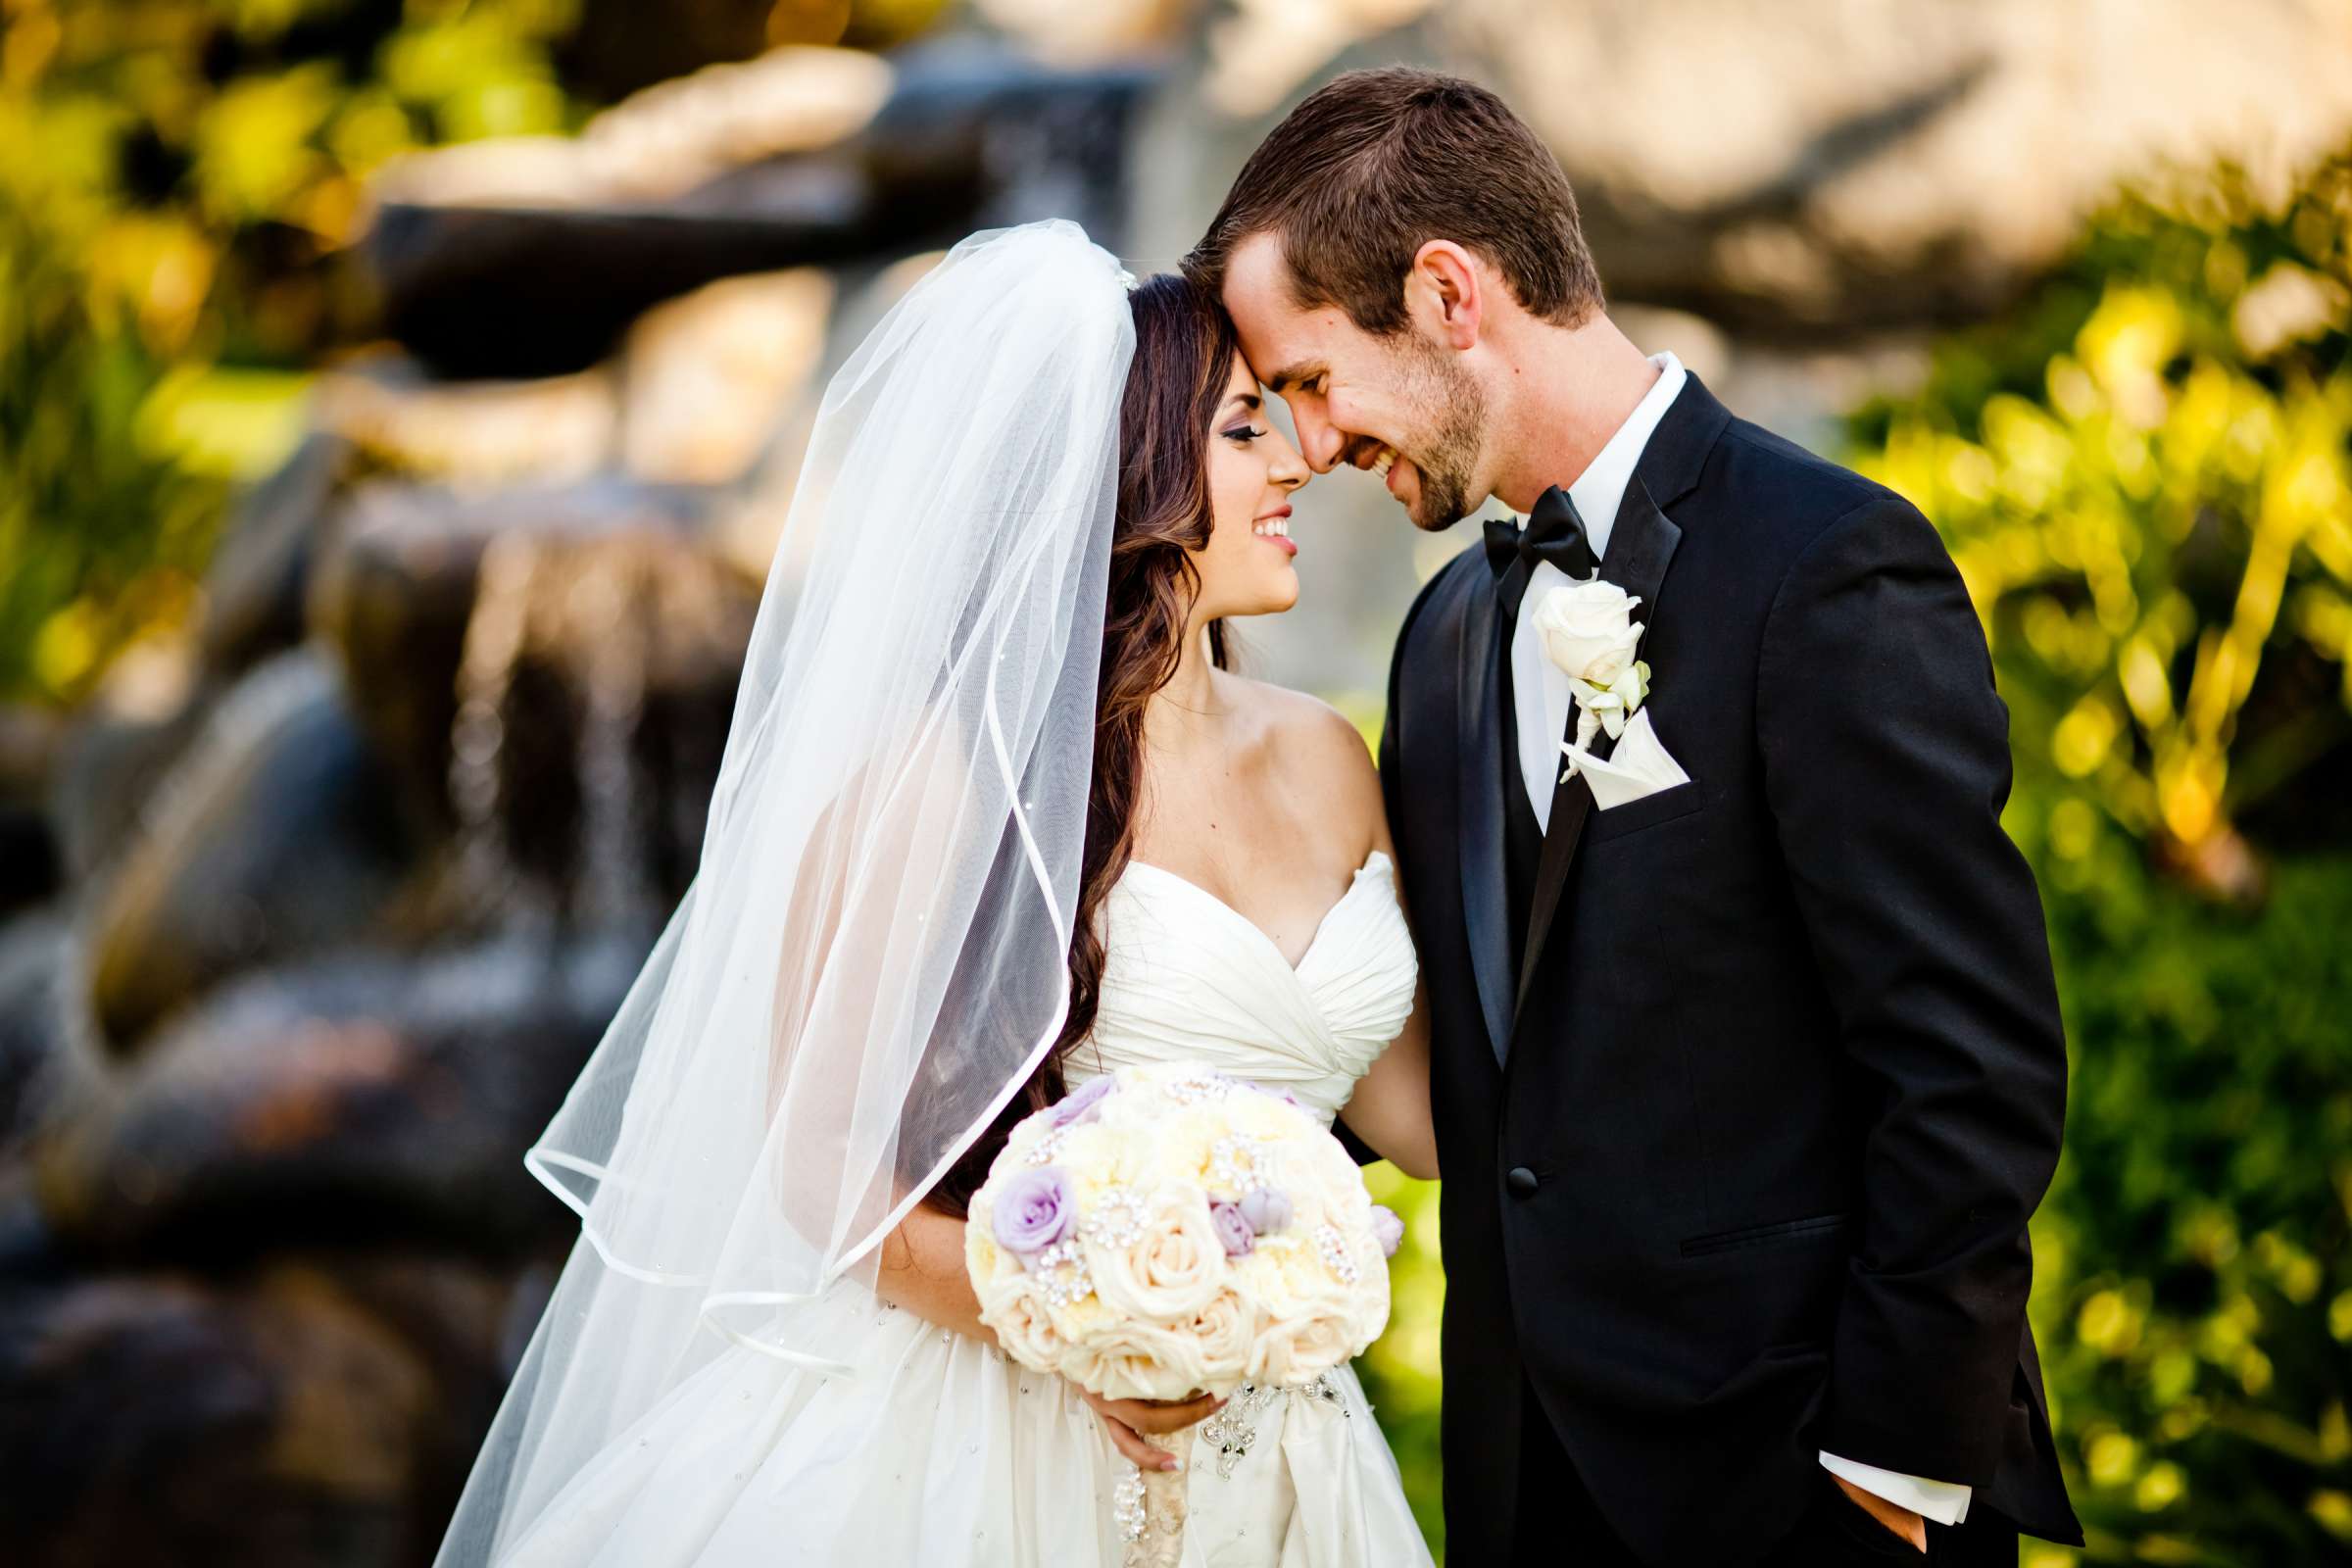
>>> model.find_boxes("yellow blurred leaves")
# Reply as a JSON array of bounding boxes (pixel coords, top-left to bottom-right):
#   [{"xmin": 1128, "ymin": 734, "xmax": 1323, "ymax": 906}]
[
  {"xmin": 1858, "ymin": 223, "xmax": 2352, "ymax": 874},
  {"xmin": 191, "ymin": 63, "xmax": 339, "ymax": 224}
]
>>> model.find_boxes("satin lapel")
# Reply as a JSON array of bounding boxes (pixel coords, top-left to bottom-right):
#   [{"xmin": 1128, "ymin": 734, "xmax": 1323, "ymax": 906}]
[
  {"xmin": 1514, "ymin": 473, "xmax": 1684, "ymax": 1018},
  {"xmin": 1453, "ymin": 574, "xmax": 1515, "ymax": 1069}
]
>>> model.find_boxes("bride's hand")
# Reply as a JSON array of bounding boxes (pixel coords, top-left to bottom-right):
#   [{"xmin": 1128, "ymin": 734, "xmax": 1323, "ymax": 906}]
[{"xmin": 1078, "ymin": 1387, "xmax": 1225, "ymax": 1471}]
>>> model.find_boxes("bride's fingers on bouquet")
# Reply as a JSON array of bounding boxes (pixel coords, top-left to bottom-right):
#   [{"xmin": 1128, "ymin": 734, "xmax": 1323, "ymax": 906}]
[
  {"xmin": 1093, "ymin": 1410, "xmax": 1180, "ymax": 1471},
  {"xmin": 1081, "ymin": 1388, "xmax": 1225, "ymax": 1437}
]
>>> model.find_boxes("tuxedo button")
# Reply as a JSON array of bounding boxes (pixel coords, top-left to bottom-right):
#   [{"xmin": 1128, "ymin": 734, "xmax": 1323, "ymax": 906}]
[{"xmin": 1506, "ymin": 1166, "xmax": 1540, "ymax": 1198}]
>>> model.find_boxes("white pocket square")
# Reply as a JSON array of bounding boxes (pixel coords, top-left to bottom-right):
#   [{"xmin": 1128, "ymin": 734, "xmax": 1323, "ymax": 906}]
[{"xmin": 1561, "ymin": 708, "xmax": 1690, "ymax": 811}]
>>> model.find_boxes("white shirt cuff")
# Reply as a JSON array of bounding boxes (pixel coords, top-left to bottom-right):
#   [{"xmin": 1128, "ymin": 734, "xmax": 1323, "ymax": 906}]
[{"xmin": 1818, "ymin": 1451, "xmax": 1972, "ymax": 1525}]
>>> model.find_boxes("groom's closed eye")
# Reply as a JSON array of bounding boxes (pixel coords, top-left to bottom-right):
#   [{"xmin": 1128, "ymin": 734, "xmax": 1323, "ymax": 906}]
[{"xmin": 1265, "ymin": 363, "xmax": 1325, "ymax": 396}]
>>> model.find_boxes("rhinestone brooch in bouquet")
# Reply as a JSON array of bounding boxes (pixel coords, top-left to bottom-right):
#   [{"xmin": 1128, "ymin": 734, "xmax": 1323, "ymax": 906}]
[{"xmin": 963, "ymin": 1061, "xmax": 1406, "ymax": 1568}]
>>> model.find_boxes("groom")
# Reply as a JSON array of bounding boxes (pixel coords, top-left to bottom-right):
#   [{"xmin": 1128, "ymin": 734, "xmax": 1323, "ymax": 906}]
[{"xmin": 1187, "ymin": 70, "xmax": 2080, "ymax": 1566}]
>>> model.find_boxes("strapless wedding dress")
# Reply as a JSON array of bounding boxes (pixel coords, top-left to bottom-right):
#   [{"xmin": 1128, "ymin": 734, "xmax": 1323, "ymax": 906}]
[{"xmin": 488, "ymin": 853, "xmax": 1433, "ymax": 1568}]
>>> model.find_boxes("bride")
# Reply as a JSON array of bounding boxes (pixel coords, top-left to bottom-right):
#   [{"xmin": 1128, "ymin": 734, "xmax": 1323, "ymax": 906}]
[{"xmin": 433, "ymin": 221, "xmax": 1440, "ymax": 1568}]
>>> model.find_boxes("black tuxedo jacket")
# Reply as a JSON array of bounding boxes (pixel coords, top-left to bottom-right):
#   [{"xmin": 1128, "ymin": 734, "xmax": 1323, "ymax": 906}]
[{"xmin": 1364, "ymin": 376, "xmax": 2080, "ymax": 1564}]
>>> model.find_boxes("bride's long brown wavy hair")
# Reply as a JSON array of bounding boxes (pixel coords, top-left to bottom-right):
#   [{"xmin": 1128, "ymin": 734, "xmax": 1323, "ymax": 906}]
[{"xmin": 925, "ymin": 273, "xmax": 1242, "ymax": 1218}]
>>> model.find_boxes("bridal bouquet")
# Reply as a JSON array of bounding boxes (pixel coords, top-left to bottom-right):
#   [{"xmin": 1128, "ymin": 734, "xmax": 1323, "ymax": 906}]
[{"xmin": 963, "ymin": 1060, "xmax": 1402, "ymax": 1562}]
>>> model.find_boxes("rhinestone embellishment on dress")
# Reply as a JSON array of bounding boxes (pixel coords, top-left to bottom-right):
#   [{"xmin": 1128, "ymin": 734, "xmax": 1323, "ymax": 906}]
[{"xmin": 1195, "ymin": 1372, "xmax": 1350, "ymax": 1479}]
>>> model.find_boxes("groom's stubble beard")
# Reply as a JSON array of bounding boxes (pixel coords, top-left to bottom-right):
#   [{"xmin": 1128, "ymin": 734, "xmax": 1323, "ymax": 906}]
[{"xmin": 1389, "ymin": 329, "xmax": 1488, "ymax": 533}]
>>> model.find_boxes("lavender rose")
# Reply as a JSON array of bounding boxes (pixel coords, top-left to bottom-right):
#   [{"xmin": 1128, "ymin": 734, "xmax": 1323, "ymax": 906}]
[
  {"xmin": 1208, "ymin": 1200, "xmax": 1255, "ymax": 1257},
  {"xmin": 1048, "ymin": 1075, "xmax": 1115, "ymax": 1129},
  {"xmin": 1237, "ymin": 1187, "xmax": 1292, "ymax": 1237},
  {"xmin": 993, "ymin": 1165, "xmax": 1076, "ymax": 1258},
  {"xmin": 1370, "ymin": 1203, "xmax": 1405, "ymax": 1258}
]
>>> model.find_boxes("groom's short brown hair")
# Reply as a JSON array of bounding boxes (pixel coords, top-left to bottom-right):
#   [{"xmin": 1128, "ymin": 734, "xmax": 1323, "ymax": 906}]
[{"xmin": 1185, "ymin": 68, "xmax": 1602, "ymax": 335}]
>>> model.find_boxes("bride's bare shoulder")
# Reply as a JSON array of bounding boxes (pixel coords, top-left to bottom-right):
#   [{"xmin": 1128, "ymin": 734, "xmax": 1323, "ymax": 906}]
[{"xmin": 1224, "ymin": 676, "xmax": 1384, "ymax": 846}]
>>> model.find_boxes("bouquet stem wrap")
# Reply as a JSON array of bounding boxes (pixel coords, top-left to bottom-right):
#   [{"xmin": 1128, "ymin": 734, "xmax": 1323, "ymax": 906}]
[{"xmin": 1123, "ymin": 1428, "xmax": 1195, "ymax": 1568}]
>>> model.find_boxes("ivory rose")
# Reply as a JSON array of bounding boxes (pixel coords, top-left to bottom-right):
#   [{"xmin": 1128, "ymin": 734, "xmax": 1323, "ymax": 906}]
[
  {"xmin": 1532, "ymin": 577, "xmax": 1644, "ymax": 683},
  {"xmin": 1089, "ymin": 1195, "xmax": 1227, "ymax": 1321}
]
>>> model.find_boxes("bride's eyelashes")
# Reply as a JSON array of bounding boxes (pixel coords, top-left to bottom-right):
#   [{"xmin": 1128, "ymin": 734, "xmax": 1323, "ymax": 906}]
[{"xmin": 1222, "ymin": 423, "xmax": 1268, "ymax": 444}]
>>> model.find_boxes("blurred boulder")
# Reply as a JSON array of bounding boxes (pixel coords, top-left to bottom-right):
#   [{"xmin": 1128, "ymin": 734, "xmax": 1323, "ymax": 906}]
[
  {"xmin": 0, "ymin": 709, "xmax": 62, "ymax": 918},
  {"xmin": 308, "ymin": 482, "xmax": 755, "ymax": 920},
  {"xmin": 0, "ymin": 1256, "xmax": 514, "ymax": 1568},
  {"xmin": 560, "ymin": 0, "xmax": 957, "ymax": 102},
  {"xmin": 360, "ymin": 43, "xmax": 1150, "ymax": 375},
  {"xmin": 197, "ymin": 432, "xmax": 356, "ymax": 682},
  {"xmin": 1459, "ymin": 0, "xmax": 2352, "ymax": 333},
  {"xmin": 0, "ymin": 910, "xmax": 70, "ymax": 1163},
  {"xmin": 45, "ymin": 699, "xmax": 212, "ymax": 889},
  {"xmin": 308, "ymin": 266, "xmax": 834, "ymax": 492},
  {"xmin": 82, "ymin": 653, "xmax": 421, "ymax": 1054},
  {"xmin": 314, "ymin": 361, "xmax": 620, "ymax": 490},
  {"xmin": 1081, "ymin": 0, "xmax": 2352, "ymax": 336},
  {"xmin": 36, "ymin": 934, "xmax": 642, "ymax": 1267},
  {"xmin": 617, "ymin": 267, "xmax": 834, "ymax": 484}
]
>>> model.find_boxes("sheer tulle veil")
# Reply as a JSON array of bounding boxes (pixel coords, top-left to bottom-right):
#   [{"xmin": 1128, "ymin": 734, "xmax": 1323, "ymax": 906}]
[{"xmin": 433, "ymin": 220, "xmax": 1136, "ymax": 1565}]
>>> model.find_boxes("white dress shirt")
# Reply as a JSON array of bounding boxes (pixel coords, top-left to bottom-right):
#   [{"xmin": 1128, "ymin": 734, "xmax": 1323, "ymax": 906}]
[
  {"xmin": 1508, "ymin": 351, "xmax": 1687, "ymax": 830},
  {"xmin": 1501, "ymin": 349, "xmax": 1973, "ymax": 1530}
]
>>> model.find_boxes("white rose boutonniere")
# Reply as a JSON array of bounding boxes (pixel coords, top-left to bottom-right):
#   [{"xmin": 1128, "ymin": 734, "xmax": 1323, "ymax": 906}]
[{"xmin": 1531, "ymin": 576, "xmax": 1652, "ymax": 770}]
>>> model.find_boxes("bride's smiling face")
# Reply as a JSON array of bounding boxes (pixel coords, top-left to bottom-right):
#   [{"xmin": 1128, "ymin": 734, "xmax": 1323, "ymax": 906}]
[{"xmin": 1189, "ymin": 351, "xmax": 1311, "ymax": 620}]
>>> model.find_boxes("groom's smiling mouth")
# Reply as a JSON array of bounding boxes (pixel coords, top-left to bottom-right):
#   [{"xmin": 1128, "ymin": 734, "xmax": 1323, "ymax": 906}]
[{"xmin": 1353, "ymin": 441, "xmax": 1410, "ymax": 500}]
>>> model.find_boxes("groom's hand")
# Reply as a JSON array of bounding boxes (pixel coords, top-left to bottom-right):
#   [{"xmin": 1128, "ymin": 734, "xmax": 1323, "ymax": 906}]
[{"xmin": 1829, "ymin": 1473, "xmax": 1928, "ymax": 1552}]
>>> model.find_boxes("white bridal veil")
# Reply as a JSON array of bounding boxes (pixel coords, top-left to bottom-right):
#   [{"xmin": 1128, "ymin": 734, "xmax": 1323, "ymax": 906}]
[{"xmin": 434, "ymin": 221, "xmax": 1136, "ymax": 1565}]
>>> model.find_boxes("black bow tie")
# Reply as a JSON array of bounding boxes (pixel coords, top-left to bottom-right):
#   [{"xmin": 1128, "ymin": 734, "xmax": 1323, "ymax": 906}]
[{"xmin": 1484, "ymin": 485, "xmax": 1594, "ymax": 618}]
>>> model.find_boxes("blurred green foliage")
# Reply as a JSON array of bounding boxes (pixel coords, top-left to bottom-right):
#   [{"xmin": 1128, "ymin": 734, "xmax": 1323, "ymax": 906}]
[
  {"xmin": 2022, "ymin": 853, "xmax": 2352, "ymax": 1564},
  {"xmin": 0, "ymin": 0, "xmax": 592, "ymax": 704},
  {"xmin": 1849, "ymin": 159, "xmax": 2352, "ymax": 886},
  {"xmin": 1361, "ymin": 1159, "xmax": 1446, "ymax": 1555},
  {"xmin": 1849, "ymin": 160, "xmax": 2352, "ymax": 1564}
]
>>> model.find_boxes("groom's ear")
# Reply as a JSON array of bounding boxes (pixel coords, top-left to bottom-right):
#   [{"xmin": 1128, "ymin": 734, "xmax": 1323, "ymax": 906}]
[{"xmin": 1404, "ymin": 240, "xmax": 1484, "ymax": 353}]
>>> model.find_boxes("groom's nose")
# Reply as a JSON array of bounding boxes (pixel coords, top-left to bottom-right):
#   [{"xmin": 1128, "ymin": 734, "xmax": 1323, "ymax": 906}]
[{"xmin": 1292, "ymin": 407, "xmax": 1345, "ymax": 473}]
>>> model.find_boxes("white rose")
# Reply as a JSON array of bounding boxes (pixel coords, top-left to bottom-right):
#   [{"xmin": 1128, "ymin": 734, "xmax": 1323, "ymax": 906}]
[
  {"xmin": 1245, "ymin": 1308, "xmax": 1360, "ymax": 1388},
  {"xmin": 1089, "ymin": 1195, "xmax": 1228, "ymax": 1322},
  {"xmin": 1188, "ymin": 1287, "xmax": 1264, "ymax": 1384},
  {"xmin": 980, "ymin": 1277, "xmax": 1068, "ymax": 1373},
  {"xmin": 1532, "ymin": 578, "xmax": 1644, "ymax": 684},
  {"xmin": 1250, "ymin": 1232, "xmax": 1352, "ymax": 1316},
  {"xmin": 1061, "ymin": 1318, "xmax": 1214, "ymax": 1402}
]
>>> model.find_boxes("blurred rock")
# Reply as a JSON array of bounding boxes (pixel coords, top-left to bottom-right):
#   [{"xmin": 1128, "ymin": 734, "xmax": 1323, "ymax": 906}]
[
  {"xmin": 359, "ymin": 43, "xmax": 1150, "ymax": 375},
  {"xmin": 36, "ymin": 934, "xmax": 643, "ymax": 1267},
  {"xmin": 198, "ymin": 432, "xmax": 355, "ymax": 681},
  {"xmin": 314, "ymin": 360, "xmax": 619, "ymax": 490},
  {"xmin": 83, "ymin": 653, "xmax": 421, "ymax": 1054},
  {"xmin": 0, "ymin": 709, "xmax": 62, "ymax": 917},
  {"xmin": 1456, "ymin": 0, "xmax": 2352, "ymax": 334},
  {"xmin": 976, "ymin": 0, "xmax": 1196, "ymax": 63},
  {"xmin": 619, "ymin": 268, "xmax": 835, "ymax": 484},
  {"xmin": 307, "ymin": 481, "xmax": 753, "ymax": 921},
  {"xmin": 305, "ymin": 267, "xmax": 835, "ymax": 493},
  {"xmin": 561, "ymin": 0, "xmax": 782, "ymax": 102},
  {"xmin": 559, "ymin": 0, "xmax": 954, "ymax": 102},
  {"xmin": 0, "ymin": 1255, "xmax": 514, "ymax": 1568},
  {"xmin": 1088, "ymin": 0, "xmax": 2352, "ymax": 335},
  {"xmin": 0, "ymin": 910, "xmax": 71, "ymax": 1163},
  {"xmin": 371, "ymin": 47, "xmax": 896, "ymax": 216},
  {"xmin": 43, "ymin": 699, "xmax": 213, "ymax": 888}
]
